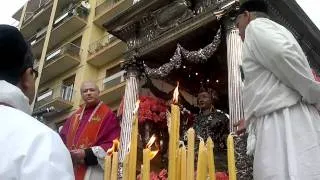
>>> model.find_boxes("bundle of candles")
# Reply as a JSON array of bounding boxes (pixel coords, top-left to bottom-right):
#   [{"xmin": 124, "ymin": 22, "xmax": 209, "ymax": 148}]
[
  {"xmin": 104, "ymin": 84, "xmax": 237, "ymax": 180},
  {"xmin": 104, "ymin": 139, "xmax": 120, "ymax": 180}
]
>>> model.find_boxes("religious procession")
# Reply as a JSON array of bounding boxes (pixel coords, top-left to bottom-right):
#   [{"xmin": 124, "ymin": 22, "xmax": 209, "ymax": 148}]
[{"xmin": 1, "ymin": 0, "xmax": 320, "ymax": 180}]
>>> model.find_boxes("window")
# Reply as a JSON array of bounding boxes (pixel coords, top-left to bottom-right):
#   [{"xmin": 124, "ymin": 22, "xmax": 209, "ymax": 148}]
[
  {"xmin": 103, "ymin": 65, "xmax": 125, "ymax": 90},
  {"xmin": 106, "ymin": 65, "xmax": 121, "ymax": 77},
  {"xmin": 61, "ymin": 75, "xmax": 75, "ymax": 101}
]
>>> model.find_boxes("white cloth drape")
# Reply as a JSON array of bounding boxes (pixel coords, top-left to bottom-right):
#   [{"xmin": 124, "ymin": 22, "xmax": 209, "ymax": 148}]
[{"xmin": 242, "ymin": 18, "xmax": 320, "ymax": 179}]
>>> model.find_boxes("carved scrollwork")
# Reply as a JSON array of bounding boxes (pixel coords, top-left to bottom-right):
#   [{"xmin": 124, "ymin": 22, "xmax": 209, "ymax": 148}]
[
  {"xmin": 139, "ymin": 15, "xmax": 158, "ymax": 45},
  {"xmin": 194, "ymin": 0, "xmax": 226, "ymax": 14},
  {"xmin": 132, "ymin": 0, "xmax": 195, "ymax": 49},
  {"xmin": 153, "ymin": 0, "xmax": 194, "ymax": 33}
]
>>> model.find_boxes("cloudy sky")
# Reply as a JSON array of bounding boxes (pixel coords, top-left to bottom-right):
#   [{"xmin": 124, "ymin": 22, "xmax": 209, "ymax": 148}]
[{"xmin": 0, "ymin": 0, "xmax": 319, "ymax": 29}]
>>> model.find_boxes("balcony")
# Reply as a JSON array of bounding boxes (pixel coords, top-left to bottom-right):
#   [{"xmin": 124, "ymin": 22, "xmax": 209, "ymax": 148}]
[
  {"xmin": 99, "ymin": 70, "xmax": 126, "ymax": 104},
  {"xmin": 20, "ymin": 0, "xmax": 83, "ymax": 40},
  {"xmin": 12, "ymin": 6, "xmax": 23, "ymax": 21},
  {"xmin": 34, "ymin": 84, "xmax": 75, "ymax": 115},
  {"xmin": 94, "ymin": 0, "xmax": 133, "ymax": 28},
  {"xmin": 87, "ymin": 34, "xmax": 127, "ymax": 66},
  {"xmin": 40, "ymin": 43, "xmax": 81, "ymax": 83},
  {"xmin": 30, "ymin": 3, "xmax": 88, "ymax": 58},
  {"xmin": 21, "ymin": 0, "xmax": 53, "ymax": 40},
  {"xmin": 29, "ymin": 26, "xmax": 47, "ymax": 58}
]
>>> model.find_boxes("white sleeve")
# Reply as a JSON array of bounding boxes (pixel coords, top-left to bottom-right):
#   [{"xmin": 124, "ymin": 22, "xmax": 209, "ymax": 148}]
[
  {"xmin": 21, "ymin": 131, "xmax": 74, "ymax": 180},
  {"xmin": 91, "ymin": 146, "xmax": 107, "ymax": 169},
  {"xmin": 246, "ymin": 19, "xmax": 320, "ymax": 105}
]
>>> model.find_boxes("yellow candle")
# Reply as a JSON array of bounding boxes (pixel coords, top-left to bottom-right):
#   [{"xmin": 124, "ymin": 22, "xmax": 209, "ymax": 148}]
[
  {"xmin": 227, "ymin": 134, "xmax": 237, "ymax": 180},
  {"xmin": 142, "ymin": 149, "xmax": 150, "ymax": 180},
  {"xmin": 187, "ymin": 128, "xmax": 195, "ymax": 180},
  {"xmin": 110, "ymin": 152, "xmax": 118, "ymax": 180},
  {"xmin": 181, "ymin": 146, "xmax": 187, "ymax": 180},
  {"xmin": 104, "ymin": 155, "xmax": 112, "ymax": 180},
  {"xmin": 168, "ymin": 103, "xmax": 180, "ymax": 180},
  {"xmin": 128, "ymin": 111, "xmax": 139, "ymax": 180},
  {"xmin": 207, "ymin": 137, "xmax": 216, "ymax": 180},
  {"xmin": 196, "ymin": 141, "xmax": 208, "ymax": 180},
  {"xmin": 176, "ymin": 148, "xmax": 182, "ymax": 180},
  {"xmin": 123, "ymin": 153, "xmax": 129, "ymax": 180}
]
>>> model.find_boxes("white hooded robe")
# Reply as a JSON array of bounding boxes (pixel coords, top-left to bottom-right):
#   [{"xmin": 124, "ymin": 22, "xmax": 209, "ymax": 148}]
[
  {"xmin": 0, "ymin": 80, "xmax": 74, "ymax": 180},
  {"xmin": 242, "ymin": 18, "xmax": 320, "ymax": 179}
]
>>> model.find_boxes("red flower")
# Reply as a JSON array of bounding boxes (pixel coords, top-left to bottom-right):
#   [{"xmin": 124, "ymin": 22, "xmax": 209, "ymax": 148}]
[
  {"xmin": 158, "ymin": 169, "xmax": 168, "ymax": 180},
  {"xmin": 118, "ymin": 96, "xmax": 168, "ymax": 125},
  {"xmin": 137, "ymin": 169, "xmax": 168, "ymax": 180},
  {"xmin": 138, "ymin": 96, "xmax": 167, "ymax": 124},
  {"xmin": 216, "ymin": 172, "xmax": 229, "ymax": 180}
]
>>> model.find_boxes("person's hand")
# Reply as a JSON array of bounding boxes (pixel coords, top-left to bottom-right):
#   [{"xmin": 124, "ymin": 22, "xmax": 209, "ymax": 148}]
[
  {"xmin": 70, "ymin": 149, "xmax": 85, "ymax": 165},
  {"xmin": 233, "ymin": 119, "xmax": 246, "ymax": 135}
]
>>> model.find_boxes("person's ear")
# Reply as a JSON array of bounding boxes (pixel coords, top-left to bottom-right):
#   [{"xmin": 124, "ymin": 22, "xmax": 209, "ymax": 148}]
[
  {"xmin": 20, "ymin": 68, "xmax": 33, "ymax": 91},
  {"xmin": 243, "ymin": 10, "xmax": 250, "ymax": 20}
]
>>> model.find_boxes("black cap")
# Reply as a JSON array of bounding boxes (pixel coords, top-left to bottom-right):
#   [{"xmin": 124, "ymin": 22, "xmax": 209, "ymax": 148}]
[
  {"xmin": 0, "ymin": 25, "xmax": 34, "ymax": 84},
  {"xmin": 238, "ymin": 0, "xmax": 268, "ymax": 16}
]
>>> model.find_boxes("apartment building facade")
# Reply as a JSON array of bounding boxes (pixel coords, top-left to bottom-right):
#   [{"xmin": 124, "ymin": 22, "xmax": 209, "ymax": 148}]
[{"xmin": 12, "ymin": 0, "xmax": 134, "ymax": 130}]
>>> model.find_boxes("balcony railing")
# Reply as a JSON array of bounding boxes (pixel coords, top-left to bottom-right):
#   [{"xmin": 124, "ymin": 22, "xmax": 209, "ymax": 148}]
[
  {"xmin": 89, "ymin": 34, "xmax": 117, "ymax": 55},
  {"xmin": 96, "ymin": 0, "xmax": 122, "ymax": 8},
  {"xmin": 23, "ymin": 12, "xmax": 34, "ymax": 23},
  {"xmin": 98, "ymin": 70, "xmax": 126, "ymax": 104},
  {"xmin": 53, "ymin": 2, "xmax": 89, "ymax": 28},
  {"xmin": 28, "ymin": 2, "xmax": 88, "ymax": 57},
  {"xmin": 29, "ymin": 26, "xmax": 47, "ymax": 46},
  {"xmin": 23, "ymin": 0, "xmax": 52, "ymax": 25},
  {"xmin": 45, "ymin": 43, "xmax": 81, "ymax": 65},
  {"xmin": 102, "ymin": 70, "xmax": 125, "ymax": 90},
  {"xmin": 35, "ymin": 84, "xmax": 75, "ymax": 109},
  {"xmin": 95, "ymin": 0, "xmax": 133, "ymax": 27}
]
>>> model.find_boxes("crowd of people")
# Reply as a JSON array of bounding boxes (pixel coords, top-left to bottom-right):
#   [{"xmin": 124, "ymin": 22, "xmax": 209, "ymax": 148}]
[{"xmin": 1, "ymin": 0, "xmax": 320, "ymax": 179}]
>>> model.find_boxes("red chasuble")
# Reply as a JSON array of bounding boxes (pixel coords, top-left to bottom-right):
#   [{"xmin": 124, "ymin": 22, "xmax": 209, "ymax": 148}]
[{"xmin": 60, "ymin": 102, "xmax": 120, "ymax": 180}]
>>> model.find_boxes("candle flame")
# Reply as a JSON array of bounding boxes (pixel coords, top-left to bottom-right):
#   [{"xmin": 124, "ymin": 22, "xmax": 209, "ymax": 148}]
[
  {"xmin": 133, "ymin": 100, "xmax": 140, "ymax": 115},
  {"xmin": 145, "ymin": 134, "xmax": 159, "ymax": 160},
  {"xmin": 173, "ymin": 82, "xmax": 179, "ymax": 104},
  {"xmin": 146, "ymin": 134, "xmax": 156, "ymax": 149},
  {"xmin": 149, "ymin": 150, "xmax": 159, "ymax": 160},
  {"xmin": 107, "ymin": 139, "xmax": 120, "ymax": 156}
]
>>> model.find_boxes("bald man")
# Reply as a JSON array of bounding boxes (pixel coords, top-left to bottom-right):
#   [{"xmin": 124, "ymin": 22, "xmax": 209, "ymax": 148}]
[{"xmin": 60, "ymin": 81, "xmax": 120, "ymax": 180}]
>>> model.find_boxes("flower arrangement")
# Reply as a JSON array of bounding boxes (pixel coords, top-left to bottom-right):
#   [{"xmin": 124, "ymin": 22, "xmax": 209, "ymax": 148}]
[
  {"xmin": 139, "ymin": 96, "xmax": 167, "ymax": 124},
  {"xmin": 137, "ymin": 169, "xmax": 168, "ymax": 180},
  {"xmin": 117, "ymin": 96, "xmax": 167, "ymax": 124}
]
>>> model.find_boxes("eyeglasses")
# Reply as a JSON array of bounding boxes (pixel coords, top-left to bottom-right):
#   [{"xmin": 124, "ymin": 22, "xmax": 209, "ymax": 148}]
[{"xmin": 32, "ymin": 68, "xmax": 39, "ymax": 79}]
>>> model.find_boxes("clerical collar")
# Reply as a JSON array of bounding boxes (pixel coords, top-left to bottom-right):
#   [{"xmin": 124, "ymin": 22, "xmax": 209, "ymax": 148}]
[
  {"xmin": 79, "ymin": 101, "xmax": 103, "ymax": 121},
  {"xmin": 84, "ymin": 101, "xmax": 101, "ymax": 110}
]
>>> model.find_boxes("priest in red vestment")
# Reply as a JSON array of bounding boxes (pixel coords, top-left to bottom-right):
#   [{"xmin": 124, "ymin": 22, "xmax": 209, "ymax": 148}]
[{"xmin": 60, "ymin": 81, "xmax": 120, "ymax": 180}]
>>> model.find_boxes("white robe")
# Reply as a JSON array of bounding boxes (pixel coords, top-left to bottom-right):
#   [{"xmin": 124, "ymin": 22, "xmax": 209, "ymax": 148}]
[
  {"xmin": 242, "ymin": 18, "xmax": 320, "ymax": 179},
  {"xmin": 0, "ymin": 80, "xmax": 74, "ymax": 180}
]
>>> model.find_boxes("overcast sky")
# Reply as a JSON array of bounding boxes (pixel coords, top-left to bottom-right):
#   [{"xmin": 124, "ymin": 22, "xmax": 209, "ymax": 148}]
[{"xmin": 0, "ymin": 0, "xmax": 319, "ymax": 29}]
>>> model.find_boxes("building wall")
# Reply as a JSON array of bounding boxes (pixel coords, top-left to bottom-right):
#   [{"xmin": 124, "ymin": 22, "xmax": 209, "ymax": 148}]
[{"xmin": 14, "ymin": 0, "xmax": 132, "ymax": 131}]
